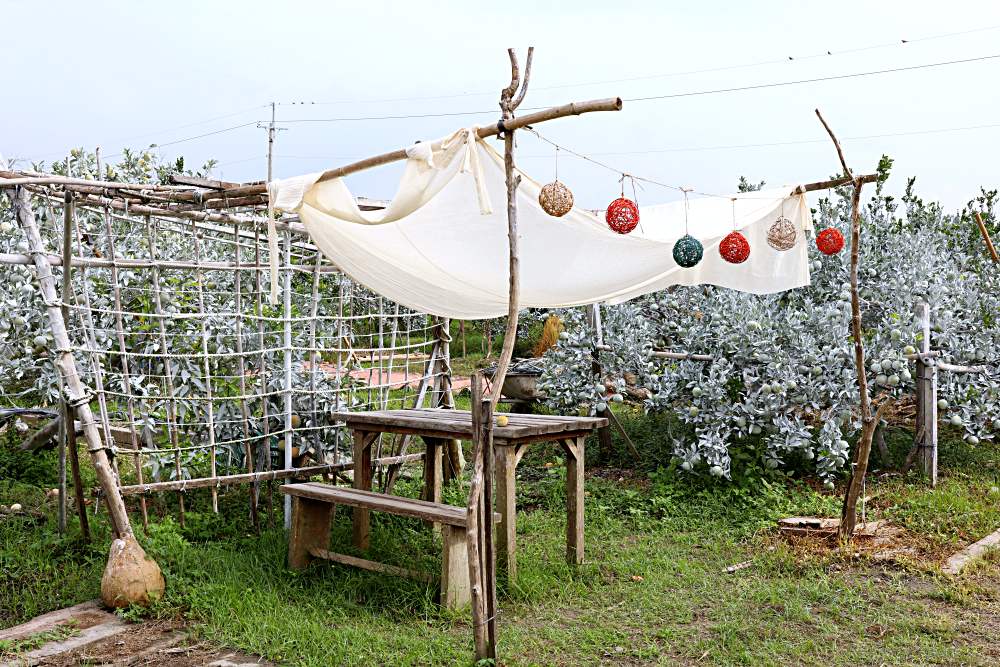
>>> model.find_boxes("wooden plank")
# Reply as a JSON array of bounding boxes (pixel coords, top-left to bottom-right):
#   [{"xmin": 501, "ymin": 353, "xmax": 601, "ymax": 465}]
[
  {"xmin": 308, "ymin": 547, "xmax": 433, "ymax": 583},
  {"xmin": 330, "ymin": 410, "xmax": 607, "ymax": 440},
  {"xmin": 288, "ymin": 496, "xmax": 334, "ymax": 570},
  {"xmin": 942, "ymin": 526, "xmax": 1000, "ymax": 576},
  {"xmin": 282, "ymin": 483, "xmax": 479, "ymax": 526}
]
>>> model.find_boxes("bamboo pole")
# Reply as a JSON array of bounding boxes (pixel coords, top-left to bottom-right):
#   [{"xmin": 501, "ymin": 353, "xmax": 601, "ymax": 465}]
[
  {"xmin": 58, "ymin": 193, "xmax": 72, "ymax": 535},
  {"xmin": 972, "ymin": 211, "xmax": 999, "ymax": 263},
  {"xmin": 232, "ymin": 222, "xmax": 259, "ymax": 529},
  {"xmin": 116, "ymin": 453, "xmax": 423, "ymax": 496},
  {"xmin": 6, "ymin": 186, "xmax": 133, "ymax": 539},
  {"xmin": 99, "ymin": 205, "xmax": 149, "ymax": 529},
  {"xmin": 282, "ymin": 229, "xmax": 294, "ymax": 529},
  {"xmin": 190, "ymin": 219, "xmax": 220, "ymax": 513},
  {"xmin": 143, "ymin": 216, "xmax": 186, "ymax": 527}
]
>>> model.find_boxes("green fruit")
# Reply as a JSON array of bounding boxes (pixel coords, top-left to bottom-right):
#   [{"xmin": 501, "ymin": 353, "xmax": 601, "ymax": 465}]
[
  {"xmin": 824, "ymin": 480, "xmax": 835, "ymax": 491},
  {"xmin": 937, "ymin": 399, "xmax": 949, "ymax": 410},
  {"xmin": 688, "ymin": 406, "xmax": 700, "ymax": 417},
  {"xmin": 966, "ymin": 435, "xmax": 980, "ymax": 445},
  {"xmin": 903, "ymin": 345, "xmax": 917, "ymax": 355},
  {"xmin": 680, "ymin": 461, "xmax": 692, "ymax": 471},
  {"xmin": 709, "ymin": 465, "xmax": 724, "ymax": 477},
  {"xmin": 950, "ymin": 415, "xmax": 963, "ymax": 426},
  {"xmin": 692, "ymin": 387, "xmax": 703, "ymax": 397}
]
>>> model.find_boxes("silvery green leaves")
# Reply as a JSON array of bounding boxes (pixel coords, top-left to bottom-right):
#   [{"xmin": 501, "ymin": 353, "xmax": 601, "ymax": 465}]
[{"xmin": 536, "ymin": 178, "xmax": 999, "ymax": 481}]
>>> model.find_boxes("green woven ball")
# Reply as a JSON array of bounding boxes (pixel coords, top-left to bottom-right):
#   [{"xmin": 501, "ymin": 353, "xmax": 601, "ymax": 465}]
[{"xmin": 672, "ymin": 234, "xmax": 704, "ymax": 268}]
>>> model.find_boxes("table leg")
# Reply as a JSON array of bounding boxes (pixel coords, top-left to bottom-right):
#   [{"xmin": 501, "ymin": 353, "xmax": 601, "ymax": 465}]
[
  {"xmin": 562, "ymin": 436, "xmax": 585, "ymax": 565},
  {"xmin": 494, "ymin": 444, "xmax": 518, "ymax": 581},
  {"xmin": 352, "ymin": 429, "xmax": 374, "ymax": 550},
  {"xmin": 422, "ymin": 436, "xmax": 443, "ymax": 505},
  {"xmin": 422, "ymin": 436, "xmax": 444, "ymax": 531}
]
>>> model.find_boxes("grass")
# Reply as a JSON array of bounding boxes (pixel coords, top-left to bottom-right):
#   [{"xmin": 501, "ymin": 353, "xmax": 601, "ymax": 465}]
[{"xmin": 2, "ymin": 424, "xmax": 999, "ymax": 666}]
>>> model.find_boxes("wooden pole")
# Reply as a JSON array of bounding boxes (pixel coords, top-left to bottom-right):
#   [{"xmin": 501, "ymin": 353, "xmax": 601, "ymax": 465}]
[
  {"xmin": 972, "ymin": 211, "xmax": 999, "ymax": 263},
  {"xmin": 489, "ymin": 46, "xmax": 534, "ymax": 408},
  {"xmin": 6, "ymin": 187, "xmax": 133, "ymax": 540},
  {"xmin": 914, "ymin": 301, "xmax": 938, "ymax": 485},
  {"xmin": 466, "ymin": 373, "xmax": 490, "ymax": 660},
  {"xmin": 812, "ymin": 109, "xmax": 881, "ymax": 542}
]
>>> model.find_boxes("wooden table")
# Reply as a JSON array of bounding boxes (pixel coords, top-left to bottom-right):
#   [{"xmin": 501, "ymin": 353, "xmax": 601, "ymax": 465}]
[{"xmin": 330, "ymin": 408, "xmax": 607, "ymax": 581}]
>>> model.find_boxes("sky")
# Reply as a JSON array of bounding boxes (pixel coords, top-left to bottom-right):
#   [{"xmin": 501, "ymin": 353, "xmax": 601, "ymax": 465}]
[{"xmin": 5, "ymin": 0, "xmax": 1000, "ymax": 212}]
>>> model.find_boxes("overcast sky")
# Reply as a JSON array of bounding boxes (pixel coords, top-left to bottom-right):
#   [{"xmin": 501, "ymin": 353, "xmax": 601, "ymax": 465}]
[{"xmin": 5, "ymin": 0, "xmax": 1000, "ymax": 211}]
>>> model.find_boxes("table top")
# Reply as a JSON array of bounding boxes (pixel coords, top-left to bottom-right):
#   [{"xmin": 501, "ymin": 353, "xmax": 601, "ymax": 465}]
[{"xmin": 330, "ymin": 408, "xmax": 607, "ymax": 442}]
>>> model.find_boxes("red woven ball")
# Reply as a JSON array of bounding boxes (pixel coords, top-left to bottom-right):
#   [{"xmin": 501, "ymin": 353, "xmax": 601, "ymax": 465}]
[
  {"xmin": 816, "ymin": 228, "xmax": 845, "ymax": 255},
  {"xmin": 719, "ymin": 231, "xmax": 751, "ymax": 264},
  {"xmin": 605, "ymin": 197, "xmax": 640, "ymax": 234}
]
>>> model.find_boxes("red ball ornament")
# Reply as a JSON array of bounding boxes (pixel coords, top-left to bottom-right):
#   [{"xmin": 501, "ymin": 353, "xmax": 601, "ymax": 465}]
[
  {"xmin": 719, "ymin": 231, "xmax": 751, "ymax": 264},
  {"xmin": 816, "ymin": 228, "xmax": 845, "ymax": 255},
  {"xmin": 605, "ymin": 197, "xmax": 640, "ymax": 234}
]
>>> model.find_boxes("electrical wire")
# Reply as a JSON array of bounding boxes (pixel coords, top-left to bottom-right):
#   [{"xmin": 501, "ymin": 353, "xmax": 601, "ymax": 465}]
[{"xmin": 275, "ymin": 23, "xmax": 1000, "ymax": 106}]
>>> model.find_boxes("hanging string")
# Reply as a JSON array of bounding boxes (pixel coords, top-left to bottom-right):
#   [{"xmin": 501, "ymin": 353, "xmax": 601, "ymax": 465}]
[
  {"xmin": 731, "ymin": 197, "xmax": 737, "ymax": 230},
  {"xmin": 682, "ymin": 188, "xmax": 692, "ymax": 235},
  {"xmin": 523, "ymin": 126, "xmax": 788, "ymax": 202},
  {"xmin": 554, "ymin": 146, "xmax": 559, "ymax": 182}
]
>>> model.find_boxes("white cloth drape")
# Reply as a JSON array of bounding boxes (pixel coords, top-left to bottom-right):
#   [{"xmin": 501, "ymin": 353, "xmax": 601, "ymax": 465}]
[{"xmin": 268, "ymin": 130, "xmax": 814, "ymax": 319}]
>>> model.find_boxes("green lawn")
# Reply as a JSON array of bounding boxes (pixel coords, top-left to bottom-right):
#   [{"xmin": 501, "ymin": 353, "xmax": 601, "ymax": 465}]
[{"xmin": 2, "ymin": 424, "xmax": 999, "ymax": 666}]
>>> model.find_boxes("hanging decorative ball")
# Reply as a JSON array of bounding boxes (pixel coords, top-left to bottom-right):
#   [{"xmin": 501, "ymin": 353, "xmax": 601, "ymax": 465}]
[
  {"xmin": 816, "ymin": 227, "xmax": 845, "ymax": 255},
  {"xmin": 538, "ymin": 181, "xmax": 574, "ymax": 217},
  {"xmin": 767, "ymin": 217, "xmax": 797, "ymax": 251},
  {"xmin": 719, "ymin": 231, "xmax": 751, "ymax": 264},
  {"xmin": 605, "ymin": 197, "xmax": 640, "ymax": 234},
  {"xmin": 672, "ymin": 234, "xmax": 704, "ymax": 268}
]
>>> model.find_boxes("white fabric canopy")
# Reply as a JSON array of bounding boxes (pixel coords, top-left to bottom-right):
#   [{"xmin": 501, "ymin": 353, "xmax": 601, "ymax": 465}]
[{"xmin": 269, "ymin": 129, "xmax": 814, "ymax": 319}]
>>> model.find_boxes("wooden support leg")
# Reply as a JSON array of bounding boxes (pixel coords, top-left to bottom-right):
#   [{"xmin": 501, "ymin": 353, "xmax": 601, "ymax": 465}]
[
  {"xmin": 494, "ymin": 445, "xmax": 518, "ymax": 581},
  {"xmin": 288, "ymin": 496, "xmax": 334, "ymax": 570},
  {"xmin": 423, "ymin": 437, "xmax": 444, "ymax": 531},
  {"xmin": 563, "ymin": 436, "xmax": 585, "ymax": 565},
  {"xmin": 352, "ymin": 429, "xmax": 374, "ymax": 550},
  {"xmin": 440, "ymin": 524, "xmax": 471, "ymax": 610}
]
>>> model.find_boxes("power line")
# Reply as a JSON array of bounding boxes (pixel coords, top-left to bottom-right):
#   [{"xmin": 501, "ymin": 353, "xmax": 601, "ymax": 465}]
[
  {"xmin": 275, "ymin": 23, "xmax": 1000, "ymax": 107},
  {"xmin": 519, "ymin": 121, "xmax": 1000, "ymax": 157},
  {"xmin": 625, "ymin": 53, "xmax": 1000, "ymax": 102},
  {"xmin": 272, "ymin": 53, "xmax": 1000, "ymax": 125}
]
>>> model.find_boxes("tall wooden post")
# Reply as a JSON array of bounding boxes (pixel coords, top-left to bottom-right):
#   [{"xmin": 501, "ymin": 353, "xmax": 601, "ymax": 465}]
[
  {"xmin": 588, "ymin": 304, "xmax": 614, "ymax": 459},
  {"xmin": 914, "ymin": 301, "xmax": 938, "ymax": 486}
]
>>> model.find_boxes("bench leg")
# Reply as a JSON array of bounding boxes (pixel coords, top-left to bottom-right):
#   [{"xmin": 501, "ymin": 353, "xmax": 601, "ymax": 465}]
[
  {"xmin": 440, "ymin": 524, "xmax": 470, "ymax": 610},
  {"xmin": 288, "ymin": 496, "xmax": 335, "ymax": 570},
  {"xmin": 494, "ymin": 445, "xmax": 518, "ymax": 582},
  {"xmin": 352, "ymin": 429, "xmax": 373, "ymax": 550},
  {"xmin": 563, "ymin": 436, "xmax": 585, "ymax": 565}
]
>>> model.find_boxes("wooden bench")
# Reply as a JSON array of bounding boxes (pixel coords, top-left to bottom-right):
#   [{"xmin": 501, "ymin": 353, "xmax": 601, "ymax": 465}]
[{"xmin": 282, "ymin": 482, "xmax": 493, "ymax": 610}]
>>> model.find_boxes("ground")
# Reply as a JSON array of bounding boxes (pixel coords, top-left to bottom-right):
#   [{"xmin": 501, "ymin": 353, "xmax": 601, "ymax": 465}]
[{"xmin": 2, "ymin": 417, "xmax": 999, "ymax": 666}]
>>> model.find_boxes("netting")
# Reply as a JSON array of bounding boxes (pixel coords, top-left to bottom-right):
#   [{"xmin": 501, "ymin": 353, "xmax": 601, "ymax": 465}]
[{"xmin": 1, "ymin": 191, "xmax": 449, "ymax": 523}]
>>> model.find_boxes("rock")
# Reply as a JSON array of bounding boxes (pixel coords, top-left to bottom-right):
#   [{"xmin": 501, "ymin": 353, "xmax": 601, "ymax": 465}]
[{"xmin": 100, "ymin": 535, "xmax": 165, "ymax": 609}]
